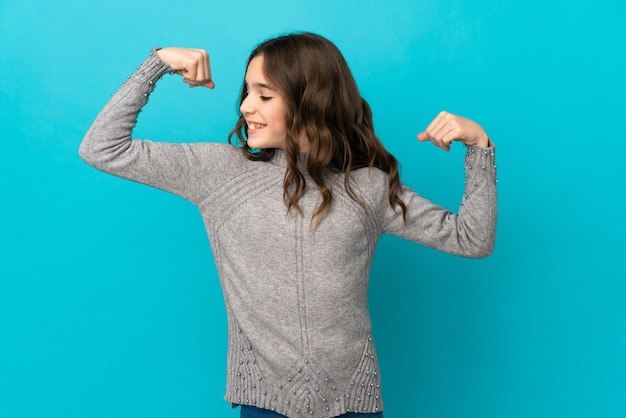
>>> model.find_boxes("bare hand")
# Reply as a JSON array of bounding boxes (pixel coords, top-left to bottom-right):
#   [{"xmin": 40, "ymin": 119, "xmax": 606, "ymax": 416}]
[
  {"xmin": 156, "ymin": 47, "xmax": 215, "ymax": 89},
  {"xmin": 417, "ymin": 111, "xmax": 489, "ymax": 151}
]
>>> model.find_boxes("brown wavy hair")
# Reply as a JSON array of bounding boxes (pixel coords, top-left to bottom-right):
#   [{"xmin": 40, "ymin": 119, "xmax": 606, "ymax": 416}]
[{"xmin": 229, "ymin": 32, "xmax": 406, "ymax": 227}]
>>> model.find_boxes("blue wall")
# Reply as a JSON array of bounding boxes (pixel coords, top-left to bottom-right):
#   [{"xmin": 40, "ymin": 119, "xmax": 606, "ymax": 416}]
[{"xmin": 1, "ymin": 1, "xmax": 625, "ymax": 417}]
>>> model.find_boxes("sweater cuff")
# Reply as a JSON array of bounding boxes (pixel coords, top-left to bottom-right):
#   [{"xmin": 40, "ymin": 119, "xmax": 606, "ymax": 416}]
[
  {"xmin": 462, "ymin": 141, "xmax": 497, "ymax": 198},
  {"xmin": 134, "ymin": 48, "xmax": 173, "ymax": 82},
  {"xmin": 112, "ymin": 48, "xmax": 173, "ymax": 98}
]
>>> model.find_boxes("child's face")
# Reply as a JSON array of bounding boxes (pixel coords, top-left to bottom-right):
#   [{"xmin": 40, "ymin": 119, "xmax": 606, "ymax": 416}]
[{"xmin": 240, "ymin": 55, "xmax": 288, "ymax": 150}]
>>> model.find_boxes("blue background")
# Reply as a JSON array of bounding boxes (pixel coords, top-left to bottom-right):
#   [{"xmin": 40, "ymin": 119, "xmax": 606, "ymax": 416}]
[{"xmin": 1, "ymin": 1, "xmax": 625, "ymax": 417}]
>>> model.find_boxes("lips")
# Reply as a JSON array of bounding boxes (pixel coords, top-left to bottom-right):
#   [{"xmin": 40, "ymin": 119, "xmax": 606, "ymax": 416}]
[{"xmin": 246, "ymin": 121, "xmax": 266, "ymax": 134}]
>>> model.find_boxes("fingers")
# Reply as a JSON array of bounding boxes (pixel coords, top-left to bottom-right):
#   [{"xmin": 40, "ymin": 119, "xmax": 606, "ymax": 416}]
[
  {"xmin": 417, "ymin": 111, "xmax": 488, "ymax": 151},
  {"xmin": 418, "ymin": 111, "xmax": 457, "ymax": 151},
  {"xmin": 181, "ymin": 49, "xmax": 213, "ymax": 88},
  {"xmin": 158, "ymin": 47, "xmax": 214, "ymax": 89}
]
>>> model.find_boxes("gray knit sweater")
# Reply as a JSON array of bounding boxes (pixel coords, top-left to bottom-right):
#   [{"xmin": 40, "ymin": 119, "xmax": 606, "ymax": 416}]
[{"xmin": 79, "ymin": 50, "xmax": 497, "ymax": 418}]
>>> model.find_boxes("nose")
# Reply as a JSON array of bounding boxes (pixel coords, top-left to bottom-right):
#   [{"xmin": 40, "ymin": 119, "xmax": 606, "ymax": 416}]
[{"xmin": 240, "ymin": 94, "xmax": 253, "ymax": 115}]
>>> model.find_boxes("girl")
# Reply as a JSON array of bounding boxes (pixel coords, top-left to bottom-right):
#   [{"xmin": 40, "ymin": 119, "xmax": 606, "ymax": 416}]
[{"xmin": 80, "ymin": 32, "xmax": 497, "ymax": 418}]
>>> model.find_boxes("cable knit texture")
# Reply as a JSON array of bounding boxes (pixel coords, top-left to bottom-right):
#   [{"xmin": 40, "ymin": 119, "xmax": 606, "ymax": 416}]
[{"xmin": 79, "ymin": 50, "xmax": 498, "ymax": 418}]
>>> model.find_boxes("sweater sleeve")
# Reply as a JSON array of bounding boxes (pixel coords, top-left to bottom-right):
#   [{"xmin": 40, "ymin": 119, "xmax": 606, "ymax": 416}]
[
  {"xmin": 381, "ymin": 143, "xmax": 498, "ymax": 258},
  {"xmin": 78, "ymin": 49, "xmax": 240, "ymax": 205}
]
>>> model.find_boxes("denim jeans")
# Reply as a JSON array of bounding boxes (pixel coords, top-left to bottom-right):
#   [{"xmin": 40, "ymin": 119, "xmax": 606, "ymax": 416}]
[{"xmin": 240, "ymin": 405, "xmax": 384, "ymax": 418}]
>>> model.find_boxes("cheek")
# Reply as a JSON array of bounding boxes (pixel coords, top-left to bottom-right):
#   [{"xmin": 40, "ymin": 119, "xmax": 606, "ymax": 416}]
[
  {"xmin": 269, "ymin": 106, "xmax": 288, "ymax": 130},
  {"xmin": 278, "ymin": 103, "xmax": 289, "ymax": 129}
]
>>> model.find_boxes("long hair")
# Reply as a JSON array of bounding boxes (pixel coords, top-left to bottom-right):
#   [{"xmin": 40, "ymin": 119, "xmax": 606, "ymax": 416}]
[{"xmin": 229, "ymin": 32, "xmax": 406, "ymax": 226}]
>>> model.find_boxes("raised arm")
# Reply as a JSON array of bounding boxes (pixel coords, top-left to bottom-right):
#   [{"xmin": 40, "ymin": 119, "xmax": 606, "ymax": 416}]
[
  {"xmin": 78, "ymin": 48, "xmax": 240, "ymax": 205},
  {"xmin": 382, "ymin": 111, "xmax": 497, "ymax": 258}
]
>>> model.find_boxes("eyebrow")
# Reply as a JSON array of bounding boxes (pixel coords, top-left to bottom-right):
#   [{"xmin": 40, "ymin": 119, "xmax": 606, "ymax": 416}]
[{"xmin": 245, "ymin": 81, "xmax": 275, "ymax": 91}]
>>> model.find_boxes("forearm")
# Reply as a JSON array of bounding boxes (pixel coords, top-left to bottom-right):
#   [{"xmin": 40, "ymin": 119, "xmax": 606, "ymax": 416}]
[
  {"xmin": 384, "ymin": 141, "xmax": 498, "ymax": 258},
  {"xmin": 78, "ymin": 49, "xmax": 172, "ymax": 173},
  {"xmin": 453, "ymin": 141, "xmax": 498, "ymax": 257}
]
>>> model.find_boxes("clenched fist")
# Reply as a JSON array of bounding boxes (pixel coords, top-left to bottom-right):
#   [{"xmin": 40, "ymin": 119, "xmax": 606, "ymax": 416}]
[
  {"xmin": 156, "ymin": 47, "xmax": 215, "ymax": 89},
  {"xmin": 418, "ymin": 111, "xmax": 489, "ymax": 151}
]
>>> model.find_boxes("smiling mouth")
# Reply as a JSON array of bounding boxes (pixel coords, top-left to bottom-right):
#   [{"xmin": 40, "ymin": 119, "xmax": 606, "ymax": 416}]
[{"xmin": 247, "ymin": 122, "xmax": 266, "ymax": 134}]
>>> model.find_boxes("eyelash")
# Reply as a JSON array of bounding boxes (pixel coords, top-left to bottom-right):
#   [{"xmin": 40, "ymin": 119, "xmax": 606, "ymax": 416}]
[{"xmin": 244, "ymin": 90, "xmax": 272, "ymax": 102}]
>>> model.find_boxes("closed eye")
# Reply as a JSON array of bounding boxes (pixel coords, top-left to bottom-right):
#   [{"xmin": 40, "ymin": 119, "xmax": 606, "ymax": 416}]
[{"xmin": 260, "ymin": 96, "xmax": 272, "ymax": 101}]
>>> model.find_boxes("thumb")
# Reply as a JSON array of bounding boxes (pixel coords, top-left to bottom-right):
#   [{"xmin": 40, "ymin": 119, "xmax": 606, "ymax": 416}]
[{"xmin": 417, "ymin": 132, "xmax": 429, "ymax": 141}]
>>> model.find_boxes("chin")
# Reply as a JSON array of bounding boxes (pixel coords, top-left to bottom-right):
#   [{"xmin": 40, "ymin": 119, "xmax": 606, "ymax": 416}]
[{"xmin": 247, "ymin": 139, "xmax": 283, "ymax": 151}]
